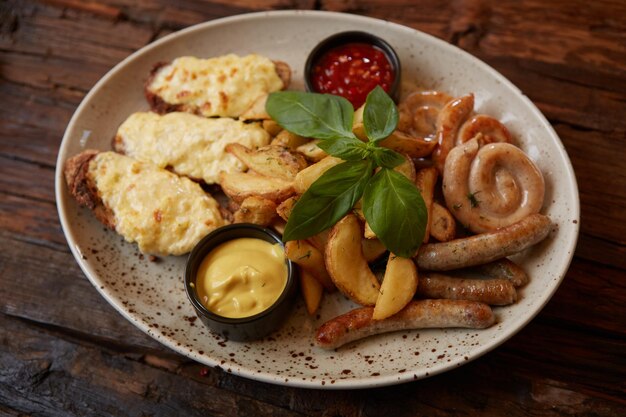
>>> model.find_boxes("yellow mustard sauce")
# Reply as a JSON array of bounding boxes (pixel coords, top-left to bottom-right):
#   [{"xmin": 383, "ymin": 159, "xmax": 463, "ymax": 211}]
[{"xmin": 195, "ymin": 238, "xmax": 288, "ymax": 318}]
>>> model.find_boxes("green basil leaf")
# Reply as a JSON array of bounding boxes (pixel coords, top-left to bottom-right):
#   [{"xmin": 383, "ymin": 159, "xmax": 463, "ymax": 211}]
[
  {"xmin": 316, "ymin": 137, "xmax": 369, "ymax": 161},
  {"xmin": 370, "ymin": 146, "xmax": 405, "ymax": 169},
  {"xmin": 362, "ymin": 168, "xmax": 426, "ymax": 258},
  {"xmin": 283, "ymin": 160, "xmax": 374, "ymax": 241},
  {"xmin": 364, "ymin": 85, "xmax": 398, "ymax": 142},
  {"xmin": 266, "ymin": 91, "xmax": 355, "ymax": 140}
]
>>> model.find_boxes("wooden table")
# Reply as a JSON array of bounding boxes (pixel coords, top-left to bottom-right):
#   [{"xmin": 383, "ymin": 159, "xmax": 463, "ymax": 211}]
[{"xmin": 1, "ymin": 0, "xmax": 624, "ymax": 415}]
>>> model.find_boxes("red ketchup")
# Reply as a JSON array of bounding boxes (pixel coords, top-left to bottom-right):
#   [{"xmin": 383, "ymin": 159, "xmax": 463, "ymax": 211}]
[{"xmin": 310, "ymin": 42, "xmax": 395, "ymax": 108}]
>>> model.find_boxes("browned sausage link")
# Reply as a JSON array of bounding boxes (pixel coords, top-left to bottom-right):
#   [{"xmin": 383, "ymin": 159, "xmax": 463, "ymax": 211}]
[
  {"xmin": 417, "ymin": 273, "xmax": 517, "ymax": 305},
  {"xmin": 315, "ymin": 299, "xmax": 495, "ymax": 350},
  {"xmin": 416, "ymin": 213, "xmax": 552, "ymax": 271},
  {"xmin": 472, "ymin": 258, "xmax": 529, "ymax": 287}
]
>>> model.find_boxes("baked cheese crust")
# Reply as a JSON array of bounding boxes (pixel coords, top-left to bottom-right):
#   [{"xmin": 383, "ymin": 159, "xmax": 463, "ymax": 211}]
[
  {"xmin": 145, "ymin": 54, "xmax": 285, "ymax": 118},
  {"xmin": 88, "ymin": 152, "xmax": 225, "ymax": 255},
  {"xmin": 114, "ymin": 112, "xmax": 270, "ymax": 184}
]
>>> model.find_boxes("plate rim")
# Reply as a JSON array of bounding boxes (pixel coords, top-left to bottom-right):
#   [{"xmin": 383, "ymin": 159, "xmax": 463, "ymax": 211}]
[{"xmin": 55, "ymin": 9, "xmax": 580, "ymax": 389}]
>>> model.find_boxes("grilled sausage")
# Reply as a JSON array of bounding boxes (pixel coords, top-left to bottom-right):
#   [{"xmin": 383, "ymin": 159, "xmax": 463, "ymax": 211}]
[
  {"xmin": 443, "ymin": 137, "xmax": 545, "ymax": 233},
  {"xmin": 417, "ymin": 273, "xmax": 517, "ymax": 305},
  {"xmin": 431, "ymin": 94, "xmax": 474, "ymax": 172},
  {"xmin": 315, "ymin": 299, "xmax": 495, "ymax": 350},
  {"xmin": 416, "ymin": 213, "xmax": 552, "ymax": 271},
  {"xmin": 472, "ymin": 258, "xmax": 529, "ymax": 287}
]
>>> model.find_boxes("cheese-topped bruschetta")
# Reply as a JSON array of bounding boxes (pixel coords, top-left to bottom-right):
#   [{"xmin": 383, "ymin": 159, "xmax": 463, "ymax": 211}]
[
  {"xmin": 145, "ymin": 54, "xmax": 290, "ymax": 118},
  {"xmin": 64, "ymin": 150, "xmax": 225, "ymax": 256}
]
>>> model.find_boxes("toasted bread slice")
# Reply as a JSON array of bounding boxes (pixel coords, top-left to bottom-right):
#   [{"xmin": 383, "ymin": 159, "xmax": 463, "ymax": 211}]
[{"xmin": 64, "ymin": 149, "xmax": 116, "ymax": 230}]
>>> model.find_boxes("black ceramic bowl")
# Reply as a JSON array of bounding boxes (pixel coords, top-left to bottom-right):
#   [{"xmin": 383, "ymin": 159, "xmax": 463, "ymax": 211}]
[
  {"xmin": 304, "ymin": 31, "xmax": 402, "ymax": 104},
  {"xmin": 184, "ymin": 224, "xmax": 298, "ymax": 342}
]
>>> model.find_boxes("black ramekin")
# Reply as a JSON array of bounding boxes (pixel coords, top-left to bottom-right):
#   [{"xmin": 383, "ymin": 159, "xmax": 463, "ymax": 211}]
[
  {"xmin": 184, "ymin": 224, "xmax": 298, "ymax": 342},
  {"xmin": 304, "ymin": 31, "xmax": 402, "ymax": 103}
]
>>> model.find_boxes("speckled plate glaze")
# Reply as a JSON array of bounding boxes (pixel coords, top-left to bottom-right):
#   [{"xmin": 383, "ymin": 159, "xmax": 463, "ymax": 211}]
[{"xmin": 55, "ymin": 11, "xmax": 579, "ymax": 389}]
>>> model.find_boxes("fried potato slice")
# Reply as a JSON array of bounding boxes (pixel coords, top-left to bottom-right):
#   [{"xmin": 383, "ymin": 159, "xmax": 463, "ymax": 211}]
[
  {"xmin": 372, "ymin": 254, "xmax": 418, "ymax": 320},
  {"xmin": 380, "ymin": 130, "xmax": 437, "ymax": 158},
  {"xmin": 285, "ymin": 240, "xmax": 335, "ymax": 292},
  {"xmin": 299, "ymin": 268, "xmax": 324, "ymax": 315},
  {"xmin": 353, "ymin": 207, "xmax": 377, "ymax": 239},
  {"xmin": 270, "ymin": 218, "xmax": 286, "ymax": 235},
  {"xmin": 352, "ymin": 104, "xmax": 367, "ymax": 141},
  {"xmin": 307, "ymin": 229, "xmax": 330, "ymax": 253},
  {"xmin": 430, "ymin": 202, "xmax": 456, "ymax": 242},
  {"xmin": 394, "ymin": 153, "xmax": 417, "ymax": 183},
  {"xmin": 363, "ymin": 220, "xmax": 377, "ymax": 239},
  {"xmin": 296, "ymin": 139, "xmax": 328, "ymax": 162},
  {"xmin": 271, "ymin": 130, "xmax": 310, "ymax": 149},
  {"xmin": 294, "ymin": 156, "xmax": 342, "ymax": 194},
  {"xmin": 262, "ymin": 120, "xmax": 283, "ymax": 137},
  {"xmin": 219, "ymin": 171, "xmax": 295, "ymax": 204},
  {"xmin": 233, "ymin": 196, "xmax": 277, "ymax": 226},
  {"xmin": 276, "ymin": 195, "xmax": 298, "ymax": 221},
  {"xmin": 325, "ymin": 214, "xmax": 381, "ymax": 306},
  {"xmin": 226, "ymin": 144, "xmax": 307, "ymax": 181},
  {"xmin": 362, "ymin": 238, "xmax": 387, "ymax": 263},
  {"xmin": 415, "ymin": 167, "xmax": 438, "ymax": 243}
]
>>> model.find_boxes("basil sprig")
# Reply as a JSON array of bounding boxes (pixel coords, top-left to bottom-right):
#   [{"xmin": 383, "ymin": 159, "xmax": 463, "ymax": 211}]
[{"xmin": 266, "ymin": 86, "xmax": 427, "ymax": 258}]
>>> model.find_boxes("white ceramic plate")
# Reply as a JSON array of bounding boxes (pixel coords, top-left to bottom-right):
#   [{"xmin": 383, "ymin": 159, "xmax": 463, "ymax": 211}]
[{"xmin": 55, "ymin": 10, "xmax": 579, "ymax": 389}]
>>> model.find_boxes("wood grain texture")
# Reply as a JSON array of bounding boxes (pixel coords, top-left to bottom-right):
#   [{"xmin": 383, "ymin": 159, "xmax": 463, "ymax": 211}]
[{"xmin": 0, "ymin": 0, "xmax": 624, "ymax": 415}]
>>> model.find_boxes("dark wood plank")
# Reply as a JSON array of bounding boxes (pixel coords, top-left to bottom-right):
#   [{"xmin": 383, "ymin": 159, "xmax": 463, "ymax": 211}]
[
  {"xmin": 0, "ymin": 232, "xmax": 162, "ymax": 349},
  {"xmin": 540, "ymin": 257, "xmax": 626, "ymax": 336},
  {"xmin": 0, "ymin": 157, "xmax": 56, "ymax": 202},
  {"xmin": 551, "ymin": 124, "xmax": 626, "ymax": 245},
  {"xmin": 0, "ymin": 81, "xmax": 76, "ymax": 160},
  {"xmin": 0, "ymin": 194, "xmax": 65, "ymax": 248},
  {"xmin": 0, "ymin": 313, "xmax": 303, "ymax": 417},
  {"xmin": 2, "ymin": 306, "xmax": 624, "ymax": 416}
]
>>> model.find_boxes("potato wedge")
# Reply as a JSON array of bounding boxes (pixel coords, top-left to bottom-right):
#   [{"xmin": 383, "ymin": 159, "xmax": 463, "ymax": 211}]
[
  {"xmin": 352, "ymin": 104, "xmax": 367, "ymax": 141},
  {"xmin": 270, "ymin": 218, "xmax": 286, "ymax": 235},
  {"xmin": 379, "ymin": 130, "xmax": 437, "ymax": 158},
  {"xmin": 276, "ymin": 195, "xmax": 299, "ymax": 221},
  {"xmin": 362, "ymin": 238, "xmax": 387, "ymax": 263},
  {"xmin": 296, "ymin": 139, "xmax": 328, "ymax": 162},
  {"xmin": 262, "ymin": 120, "xmax": 283, "ymax": 137},
  {"xmin": 325, "ymin": 214, "xmax": 380, "ymax": 305},
  {"xmin": 299, "ymin": 268, "xmax": 324, "ymax": 315},
  {"xmin": 372, "ymin": 254, "xmax": 418, "ymax": 320},
  {"xmin": 226, "ymin": 144, "xmax": 307, "ymax": 181},
  {"xmin": 363, "ymin": 221, "xmax": 377, "ymax": 239},
  {"xmin": 285, "ymin": 240, "xmax": 335, "ymax": 292},
  {"xmin": 233, "ymin": 196, "xmax": 277, "ymax": 226},
  {"xmin": 306, "ymin": 229, "xmax": 330, "ymax": 253},
  {"xmin": 394, "ymin": 153, "xmax": 417, "ymax": 182},
  {"xmin": 272, "ymin": 129, "xmax": 310, "ymax": 150},
  {"xmin": 415, "ymin": 167, "xmax": 438, "ymax": 243},
  {"xmin": 294, "ymin": 156, "xmax": 342, "ymax": 194},
  {"xmin": 219, "ymin": 171, "xmax": 295, "ymax": 204},
  {"xmin": 353, "ymin": 206, "xmax": 377, "ymax": 239},
  {"xmin": 430, "ymin": 201, "xmax": 456, "ymax": 242}
]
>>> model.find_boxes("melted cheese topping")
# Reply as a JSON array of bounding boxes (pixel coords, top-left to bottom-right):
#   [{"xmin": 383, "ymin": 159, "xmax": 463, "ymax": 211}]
[
  {"xmin": 195, "ymin": 238, "xmax": 288, "ymax": 318},
  {"xmin": 116, "ymin": 112, "xmax": 270, "ymax": 184},
  {"xmin": 148, "ymin": 54, "xmax": 284, "ymax": 117},
  {"xmin": 88, "ymin": 152, "xmax": 225, "ymax": 256}
]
